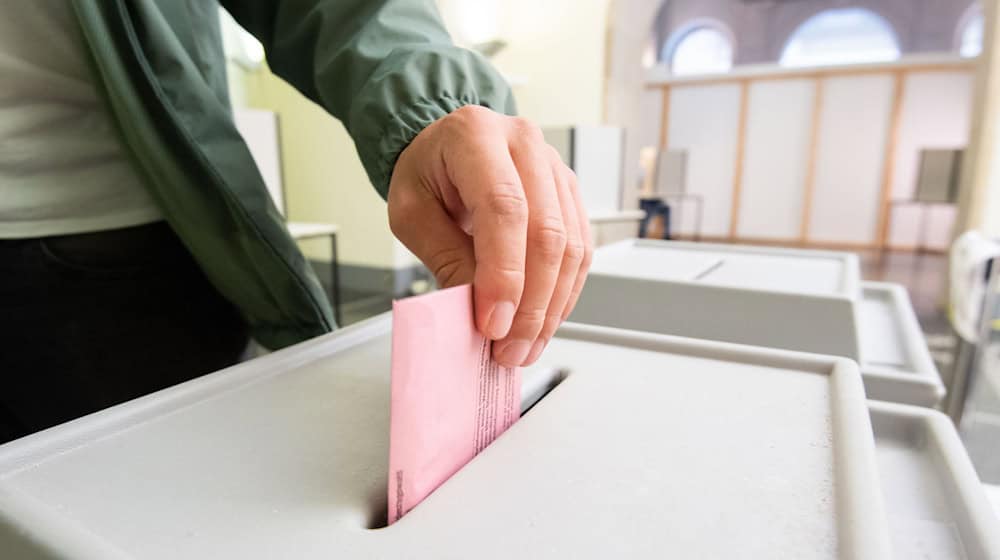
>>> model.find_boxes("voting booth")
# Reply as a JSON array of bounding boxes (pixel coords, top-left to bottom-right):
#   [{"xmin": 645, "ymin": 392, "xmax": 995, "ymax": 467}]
[
  {"xmin": 570, "ymin": 239, "xmax": 945, "ymax": 407},
  {"xmin": 1, "ymin": 315, "xmax": 997, "ymax": 558}
]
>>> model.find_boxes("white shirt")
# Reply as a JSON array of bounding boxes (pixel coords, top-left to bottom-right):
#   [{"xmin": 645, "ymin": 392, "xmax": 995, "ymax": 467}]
[{"xmin": 0, "ymin": 0, "xmax": 162, "ymax": 238}]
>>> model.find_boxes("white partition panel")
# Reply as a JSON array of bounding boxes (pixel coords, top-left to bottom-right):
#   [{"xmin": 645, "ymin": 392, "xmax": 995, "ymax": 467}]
[
  {"xmin": 573, "ymin": 125, "xmax": 625, "ymax": 214},
  {"xmin": 667, "ymin": 84, "xmax": 742, "ymax": 236},
  {"xmin": 233, "ymin": 108, "xmax": 285, "ymax": 214},
  {"xmin": 738, "ymin": 80, "xmax": 815, "ymax": 239},
  {"xmin": 809, "ymin": 75, "xmax": 895, "ymax": 244},
  {"xmin": 889, "ymin": 72, "xmax": 972, "ymax": 250}
]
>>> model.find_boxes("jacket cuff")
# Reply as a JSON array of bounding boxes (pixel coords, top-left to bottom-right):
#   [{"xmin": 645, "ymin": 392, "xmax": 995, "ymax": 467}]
[{"xmin": 346, "ymin": 47, "xmax": 516, "ymax": 199}]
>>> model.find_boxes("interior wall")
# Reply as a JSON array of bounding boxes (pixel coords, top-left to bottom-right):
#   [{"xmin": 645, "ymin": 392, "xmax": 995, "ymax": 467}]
[
  {"xmin": 737, "ymin": 79, "xmax": 815, "ymax": 240},
  {"xmin": 665, "ymin": 84, "xmax": 740, "ymax": 236},
  {"xmin": 233, "ymin": 67, "xmax": 398, "ymax": 270},
  {"xmin": 646, "ymin": 59, "xmax": 974, "ymax": 250},
  {"xmin": 808, "ymin": 74, "xmax": 895, "ymax": 245},
  {"xmin": 606, "ymin": 0, "xmax": 667, "ymax": 212},
  {"xmin": 887, "ymin": 71, "xmax": 973, "ymax": 249},
  {"xmin": 436, "ymin": 0, "xmax": 611, "ymax": 127}
]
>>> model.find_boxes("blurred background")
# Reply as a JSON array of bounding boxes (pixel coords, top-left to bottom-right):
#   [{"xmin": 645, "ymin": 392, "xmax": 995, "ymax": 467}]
[{"xmin": 218, "ymin": 0, "xmax": 1000, "ymax": 494}]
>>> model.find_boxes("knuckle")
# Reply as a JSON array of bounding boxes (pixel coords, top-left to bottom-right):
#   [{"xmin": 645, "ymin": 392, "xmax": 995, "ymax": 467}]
[
  {"xmin": 563, "ymin": 236, "xmax": 586, "ymax": 265},
  {"xmin": 427, "ymin": 246, "xmax": 468, "ymax": 287},
  {"xmin": 449, "ymin": 105, "xmax": 493, "ymax": 131},
  {"xmin": 433, "ymin": 261, "xmax": 466, "ymax": 288},
  {"xmin": 485, "ymin": 188, "xmax": 529, "ymax": 225},
  {"xmin": 387, "ymin": 196, "xmax": 417, "ymax": 237},
  {"xmin": 531, "ymin": 218, "xmax": 568, "ymax": 264},
  {"xmin": 483, "ymin": 265, "xmax": 527, "ymax": 290},
  {"xmin": 512, "ymin": 116, "xmax": 544, "ymax": 142},
  {"xmin": 514, "ymin": 306, "xmax": 548, "ymax": 326}
]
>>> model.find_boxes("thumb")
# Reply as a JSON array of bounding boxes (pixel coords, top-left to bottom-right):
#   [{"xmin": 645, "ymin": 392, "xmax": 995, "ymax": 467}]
[{"xmin": 388, "ymin": 181, "xmax": 476, "ymax": 289}]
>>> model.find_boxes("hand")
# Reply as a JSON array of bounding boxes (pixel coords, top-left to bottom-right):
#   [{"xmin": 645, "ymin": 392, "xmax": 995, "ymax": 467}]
[{"xmin": 388, "ymin": 105, "xmax": 593, "ymax": 368}]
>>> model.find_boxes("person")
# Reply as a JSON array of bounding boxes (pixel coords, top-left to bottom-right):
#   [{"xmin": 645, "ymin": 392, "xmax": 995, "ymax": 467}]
[{"xmin": 0, "ymin": 0, "xmax": 592, "ymax": 443}]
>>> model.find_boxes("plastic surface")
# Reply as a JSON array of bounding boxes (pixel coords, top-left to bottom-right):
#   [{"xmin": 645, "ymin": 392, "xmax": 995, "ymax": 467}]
[
  {"xmin": 573, "ymin": 239, "xmax": 943, "ymax": 406},
  {"xmin": 572, "ymin": 238, "xmax": 862, "ymax": 359},
  {"xmin": 859, "ymin": 283, "xmax": 945, "ymax": 407},
  {"xmin": 0, "ymin": 316, "xmax": 889, "ymax": 559},
  {"xmin": 869, "ymin": 400, "xmax": 1000, "ymax": 559}
]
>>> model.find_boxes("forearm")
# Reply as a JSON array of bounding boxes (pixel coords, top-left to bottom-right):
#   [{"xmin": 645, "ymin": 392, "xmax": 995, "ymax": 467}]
[{"xmin": 219, "ymin": 0, "xmax": 516, "ymax": 195}]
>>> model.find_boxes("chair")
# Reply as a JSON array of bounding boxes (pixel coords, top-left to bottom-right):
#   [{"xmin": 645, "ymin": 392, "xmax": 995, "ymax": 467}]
[{"xmin": 652, "ymin": 149, "xmax": 703, "ymax": 241}]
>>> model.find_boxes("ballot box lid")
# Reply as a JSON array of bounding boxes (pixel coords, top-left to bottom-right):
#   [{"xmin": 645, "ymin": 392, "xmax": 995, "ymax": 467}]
[
  {"xmin": 869, "ymin": 400, "xmax": 1000, "ymax": 559},
  {"xmin": 572, "ymin": 239, "xmax": 862, "ymax": 360},
  {"xmin": 590, "ymin": 238, "xmax": 861, "ymax": 299},
  {"xmin": 0, "ymin": 316, "xmax": 889, "ymax": 559},
  {"xmin": 858, "ymin": 282, "xmax": 945, "ymax": 407}
]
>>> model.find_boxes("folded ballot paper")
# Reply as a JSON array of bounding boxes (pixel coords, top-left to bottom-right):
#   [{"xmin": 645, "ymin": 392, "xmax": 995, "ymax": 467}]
[{"xmin": 388, "ymin": 284, "xmax": 521, "ymax": 524}]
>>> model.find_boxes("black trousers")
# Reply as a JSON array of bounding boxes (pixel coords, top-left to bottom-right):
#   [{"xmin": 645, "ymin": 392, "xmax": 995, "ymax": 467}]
[{"xmin": 0, "ymin": 222, "xmax": 249, "ymax": 444}]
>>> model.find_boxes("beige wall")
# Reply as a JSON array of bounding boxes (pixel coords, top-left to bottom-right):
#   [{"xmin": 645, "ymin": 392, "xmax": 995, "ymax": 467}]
[
  {"xmin": 230, "ymin": 65, "xmax": 399, "ymax": 269},
  {"xmin": 437, "ymin": 0, "xmax": 611, "ymax": 127},
  {"xmin": 606, "ymin": 0, "xmax": 665, "ymax": 210}
]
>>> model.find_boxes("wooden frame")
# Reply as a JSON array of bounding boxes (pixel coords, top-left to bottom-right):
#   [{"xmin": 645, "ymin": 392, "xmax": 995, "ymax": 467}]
[
  {"xmin": 653, "ymin": 58, "xmax": 974, "ymax": 251},
  {"xmin": 729, "ymin": 81, "xmax": 750, "ymax": 237},
  {"xmin": 646, "ymin": 59, "xmax": 975, "ymax": 90},
  {"xmin": 875, "ymin": 72, "xmax": 907, "ymax": 250},
  {"xmin": 799, "ymin": 78, "xmax": 825, "ymax": 242},
  {"xmin": 659, "ymin": 86, "xmax": 672, "ymax": 150}
]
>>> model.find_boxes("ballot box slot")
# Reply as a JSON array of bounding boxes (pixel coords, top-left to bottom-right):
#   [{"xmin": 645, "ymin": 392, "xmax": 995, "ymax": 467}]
[
  {"xmin": 520, "ymin": 367, "xmax": 569, "ymax": 416},
  {"xmin": 366, "ymin": 367, "xmax": 569, "ymax": 530},
  {"xmin": 691, "ymin": 258, "xmax": 726, "ymax": 281}
]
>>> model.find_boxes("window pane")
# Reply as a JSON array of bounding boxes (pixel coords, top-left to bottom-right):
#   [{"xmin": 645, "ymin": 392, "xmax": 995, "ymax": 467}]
[
  {"xmin": 960, "ymin": 14, "xmax": 984, "ymax": 58},
  {"xmin": 781, "ymin": 8, "xmax": 900, "ymax": 68},
  {"xmin": 671, "ymin": 28, "xmax": 733, "ymax": 76}
]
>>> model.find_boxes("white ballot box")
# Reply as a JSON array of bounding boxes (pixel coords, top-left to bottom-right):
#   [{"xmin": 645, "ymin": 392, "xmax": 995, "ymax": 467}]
[
  {"xmin": 570, "ymin": 239, "xmax": 945, "ymax": 407},
  {"xmin": 869, "ymin": 400, "xmax": 1000, "ymax": 559},
  {"xmin": 0, "ymin": 316, "xmax": 893, "ymax": 559},
  {"xmin": 858, "ymin": 283, "xmax": 944, "ymax": 407}
]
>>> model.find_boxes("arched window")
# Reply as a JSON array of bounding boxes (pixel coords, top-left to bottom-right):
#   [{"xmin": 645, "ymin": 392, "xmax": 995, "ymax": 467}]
[
  {"xmin": 665, "ymin": 24, "xmax": 734, "ymax": 76},
  {"xmin": 957, "ymin": 4, "xmax": 984, "ymax": 58},
  {"xmin": 780, "ymin": 8, "xmax": 900, "ymax": 68}
]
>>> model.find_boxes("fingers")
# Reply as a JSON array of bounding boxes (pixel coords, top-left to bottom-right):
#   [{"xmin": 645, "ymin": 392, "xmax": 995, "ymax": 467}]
[
  {"xmin": 442, "ymin": 122, "xmax": 529, "ymax": 341},
  {"xmin": 521, "ymin": 149, "xmax": 587, "ymax": 366},
  {"xmin": 492, "ymin": 125, "xmax": 567, "ymax": 367},
  {"xmin": 389, "ymin": 106, "xmax": 591, "ymax": 369},
  {"xmin": 388, "ymin": 177, "xmax": 475, "ymax": 289},
  {"xmin": 559, "ymin": 165, "xmax": 594, "ymax": 322}
]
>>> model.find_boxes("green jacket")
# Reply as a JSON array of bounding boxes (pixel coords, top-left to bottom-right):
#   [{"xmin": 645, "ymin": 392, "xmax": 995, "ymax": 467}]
[{"xmin": 70, "ymin": 0, "xmax": 515, "ymax": 349}]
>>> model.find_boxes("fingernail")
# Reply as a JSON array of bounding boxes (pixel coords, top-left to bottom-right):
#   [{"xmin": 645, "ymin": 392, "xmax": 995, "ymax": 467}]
[
  {"xmin": 494, "ymin": 339, "xmax": 532, "ymax": 367},
  {"xmin": 488, "ymin": 301, "xmax": 516, "ymax": 339},
  {"xmin": 524, "ymin": 338, "xmax": 548, "ymax": 365}
]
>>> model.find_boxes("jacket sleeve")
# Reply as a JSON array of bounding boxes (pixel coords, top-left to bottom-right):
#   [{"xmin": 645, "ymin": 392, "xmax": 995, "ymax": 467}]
[{"xmin": 218, "ymin": 0, "xmax": 517, "ymax": 198}]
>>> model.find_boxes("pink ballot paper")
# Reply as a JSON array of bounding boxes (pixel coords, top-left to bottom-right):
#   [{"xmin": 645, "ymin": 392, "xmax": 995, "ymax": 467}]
[{"xmin": 387, "ymin": 284, "xmax": 521, "ymax": 524}]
